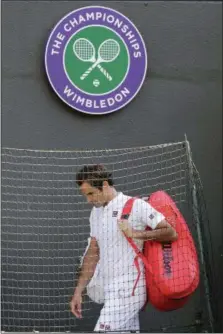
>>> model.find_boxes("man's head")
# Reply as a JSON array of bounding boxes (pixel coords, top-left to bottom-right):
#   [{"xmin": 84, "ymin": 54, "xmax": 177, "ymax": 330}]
[{"xmin": 76, "ymin": 164, "xmax": 115, "ymax": 207}]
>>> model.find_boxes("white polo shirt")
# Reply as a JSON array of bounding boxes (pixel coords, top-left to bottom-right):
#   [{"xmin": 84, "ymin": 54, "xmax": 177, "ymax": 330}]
[{"xmin": 89, "ymin": 192, "xmax": 165, "ymax": 286}]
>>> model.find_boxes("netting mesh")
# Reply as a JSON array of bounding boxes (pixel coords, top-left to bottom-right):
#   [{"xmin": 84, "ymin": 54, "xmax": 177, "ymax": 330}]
[
  {"xmin": 1, "ymin": 142, "xmax": 213, "ymax": 332},
  {"xmin": 99, "ymin": 40, "xmax": 120, "ymax": 61}
]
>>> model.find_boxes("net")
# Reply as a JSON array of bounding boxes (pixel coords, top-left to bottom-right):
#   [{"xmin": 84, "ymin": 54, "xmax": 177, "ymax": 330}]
[{"xmin": 1, "ymin": 141, "xmax": 214, "ymax": 332}]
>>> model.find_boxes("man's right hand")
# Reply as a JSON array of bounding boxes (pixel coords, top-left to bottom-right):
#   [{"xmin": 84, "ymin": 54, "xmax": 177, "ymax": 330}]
[
  {"xmin": 70, "ymin": 238, "xmax": 99, "ymax": 319},
  {"xmin": 70, "ymin": 289, "xmax": 83, "ymax": 318}
]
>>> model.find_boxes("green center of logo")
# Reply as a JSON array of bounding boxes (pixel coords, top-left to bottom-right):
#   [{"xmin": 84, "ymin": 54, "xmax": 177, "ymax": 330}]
[{"xmin": 64, "ymin": 26, "xmax": 129, "ymax": 95}]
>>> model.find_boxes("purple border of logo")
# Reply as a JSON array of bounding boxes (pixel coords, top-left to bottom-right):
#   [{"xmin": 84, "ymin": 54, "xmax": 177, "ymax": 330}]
[{"xmin": 45, "ymin": 6, "xmax": 147, "ymax": 115}]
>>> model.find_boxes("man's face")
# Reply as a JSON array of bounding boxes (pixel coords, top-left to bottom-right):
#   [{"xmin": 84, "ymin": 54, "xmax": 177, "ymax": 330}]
[{"xmin": 80, "ymin": 181, "xmax": 108, "ymax": 207}]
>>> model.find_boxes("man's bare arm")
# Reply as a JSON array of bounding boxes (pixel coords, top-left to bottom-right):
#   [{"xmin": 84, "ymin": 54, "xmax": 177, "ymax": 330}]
[
  {"xmin": 70, "ymin": 237, "xmax": 99, "ymax": 318},
  {"xmin": 132, "ymin": 220, "xmax": 178, "ymax": 242},
  {"xmin": 118, "ymin": 219, "xmax": 178, "ymax": 242},
  {"xmin": 75, "ymin": 237, "xmax": 100, "ymax": 294}
]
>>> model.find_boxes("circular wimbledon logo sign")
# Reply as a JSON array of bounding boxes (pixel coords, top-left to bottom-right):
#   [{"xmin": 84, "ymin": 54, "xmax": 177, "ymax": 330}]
[{"xmin": 45, "ymin": 6, "xmax": 147, "ymax": 115}]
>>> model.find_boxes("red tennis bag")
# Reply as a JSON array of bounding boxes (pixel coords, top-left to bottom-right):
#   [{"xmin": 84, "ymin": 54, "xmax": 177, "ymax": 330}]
[{"xmin": 121, "ymin": 190, "xmax": 200, "ymax": 311}]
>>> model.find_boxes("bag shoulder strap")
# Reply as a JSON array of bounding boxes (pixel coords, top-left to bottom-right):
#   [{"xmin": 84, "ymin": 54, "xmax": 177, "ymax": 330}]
[{"xmin": 121, "ymin": 197, "xmax": 153, "ymax": 274}]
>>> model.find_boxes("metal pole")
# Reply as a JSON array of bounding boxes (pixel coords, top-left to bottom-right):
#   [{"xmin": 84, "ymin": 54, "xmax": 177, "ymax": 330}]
[{"xmin": 184, "ymin": 135, "xmax": 214, "ymax": 333}]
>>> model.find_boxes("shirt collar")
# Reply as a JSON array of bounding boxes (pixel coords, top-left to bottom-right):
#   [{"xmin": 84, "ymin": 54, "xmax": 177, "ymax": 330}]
[{"xmin": 104, "ymin": 191, "xmax": 123, "ymax": 210}]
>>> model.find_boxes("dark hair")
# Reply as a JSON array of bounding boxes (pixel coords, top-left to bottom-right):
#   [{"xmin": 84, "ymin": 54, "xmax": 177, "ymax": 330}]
[{"xmin": 76, "ymin": 164, "xmax": 114, "ymax": 190}]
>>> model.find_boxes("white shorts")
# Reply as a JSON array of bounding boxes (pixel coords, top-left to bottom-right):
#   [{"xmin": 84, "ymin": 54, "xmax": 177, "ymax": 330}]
[{"xmin": 87, "ymin": 274, "xmax": 146, "ymax": 332}]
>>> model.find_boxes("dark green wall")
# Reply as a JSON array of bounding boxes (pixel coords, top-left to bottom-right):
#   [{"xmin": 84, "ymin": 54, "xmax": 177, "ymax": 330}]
[{"xmin": 2, "ymin": 1, "xmax": 222, "ymax": 332}]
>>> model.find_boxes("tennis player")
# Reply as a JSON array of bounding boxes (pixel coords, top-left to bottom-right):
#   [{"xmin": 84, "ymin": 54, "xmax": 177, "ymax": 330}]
[{"xmin": 70, "ymin": 164, "xmax": 177, "ymax": 332}]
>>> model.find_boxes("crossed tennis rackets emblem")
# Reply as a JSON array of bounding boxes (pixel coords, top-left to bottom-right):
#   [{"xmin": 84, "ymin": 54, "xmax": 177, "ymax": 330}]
[{"xmin": 73, "ymin": 38, "xmax": 120, "ymax": 82}]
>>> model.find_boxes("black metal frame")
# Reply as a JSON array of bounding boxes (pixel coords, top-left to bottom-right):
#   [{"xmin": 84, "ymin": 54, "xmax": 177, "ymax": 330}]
[{"xmin": 185, "ymin": 135, "xmax": 217, "ymax": 333}]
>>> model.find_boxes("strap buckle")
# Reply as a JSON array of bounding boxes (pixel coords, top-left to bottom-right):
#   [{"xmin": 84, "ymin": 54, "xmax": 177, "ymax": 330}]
[{"xmin": 121, "ymin": 214, "xmax": 130, "ymax": 219}]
